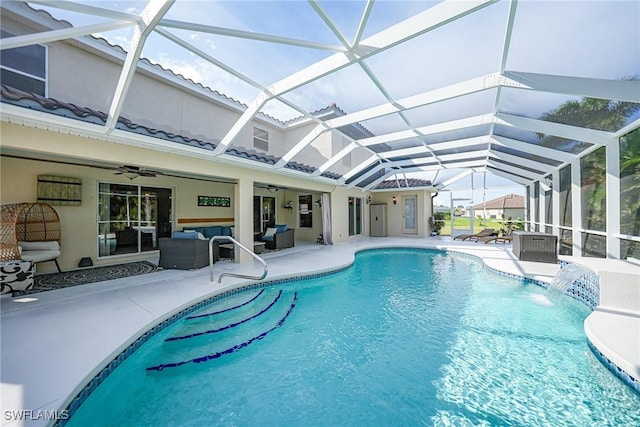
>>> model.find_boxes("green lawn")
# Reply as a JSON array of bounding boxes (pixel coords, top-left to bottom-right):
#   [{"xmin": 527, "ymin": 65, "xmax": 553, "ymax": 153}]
[{"xmin": 436, "ymin": 217, "xmax": 505, "ymax": 236}]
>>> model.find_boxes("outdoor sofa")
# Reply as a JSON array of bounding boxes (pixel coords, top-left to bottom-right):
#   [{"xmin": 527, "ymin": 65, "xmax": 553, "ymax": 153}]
[{"xmin": 158, "ymin": 232, "xmax": 219, "ymax": 270}]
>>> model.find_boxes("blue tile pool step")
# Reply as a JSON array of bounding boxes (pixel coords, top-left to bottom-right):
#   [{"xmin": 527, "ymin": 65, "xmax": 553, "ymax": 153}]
[
  {"xmin": 147, "ymin": 290, "xmax": 298, "ymax": 372},
  {"xmin": 185, "ymin": 289, "xmax": 265, "ymax": 320},
  {"xmin": 159, "ymin": 289, "xmax": 274, "ymax": 346},
  {"xmin": 165, "ymin": 290, "xmax": 282, "ymax": 342}
]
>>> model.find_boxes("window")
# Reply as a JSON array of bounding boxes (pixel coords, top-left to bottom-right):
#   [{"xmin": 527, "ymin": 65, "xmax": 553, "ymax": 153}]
[
  {"xmin": 348, "ymin": 197, "xmax": 363, "ymax": 236},
  {"xmin": 343, "ymin": 151, "xmax": 352, "ymax": 167},
  {"xmin": 620, "ymin": 128, "xmax": 640, "ymax": 259},
  {"xmin": 298, "ymin": 194, "xmax": 312, "ymax": 228},
  {"xmin": 558, "ymin": 165, "xmax": 572, "ymax": 255},
  {"xmin": 0, "ymin": 30, "xmax": 46, "ymax": 96},
  {"xmin": 581, "ymin": 147, "xmax": 606, "ymax": 257},
  {"xmin": 253, "ymin": 127, "xmax": 269, "ymax": 151},
  {"xmin": 559, "ymin": 165, "xmax": 572, "ymax": 227}
]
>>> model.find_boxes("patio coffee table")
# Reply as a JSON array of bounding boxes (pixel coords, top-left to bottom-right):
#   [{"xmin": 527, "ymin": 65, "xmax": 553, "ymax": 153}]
[{"xmin": 219, "ymin": 242, "xmax": 266, "ymax": 259}]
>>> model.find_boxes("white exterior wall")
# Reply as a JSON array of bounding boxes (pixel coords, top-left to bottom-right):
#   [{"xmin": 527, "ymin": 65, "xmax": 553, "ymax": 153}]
[
  {"xmin": 36, "ymin": 31, "xmax": 291, "ymax": 159},
  {"xmin": 370, "ymin": 191, "xmax": 434, "ymax": 238},
  {"xmin": 0, "ymin": 123, "xmax": 335, "ymax": 271},
  {"xmin": 47, "ymin": 43, "xmax": 121, "ymax": 111}
]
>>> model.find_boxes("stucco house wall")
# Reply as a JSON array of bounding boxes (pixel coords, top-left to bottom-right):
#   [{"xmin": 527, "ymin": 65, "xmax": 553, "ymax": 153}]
[
  {"xmin": 370, "ymin": 191, "xmax": 434, "ymax": 238},
  {"xmin": 0, "ymin": 123, "xmax": 341, "ymax": 271}
]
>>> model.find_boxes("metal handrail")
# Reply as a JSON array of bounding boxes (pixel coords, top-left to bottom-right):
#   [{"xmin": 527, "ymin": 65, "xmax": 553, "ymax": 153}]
[{"xmin": 209, "ymin": 236, "xmax": 268, "ymax": 284}]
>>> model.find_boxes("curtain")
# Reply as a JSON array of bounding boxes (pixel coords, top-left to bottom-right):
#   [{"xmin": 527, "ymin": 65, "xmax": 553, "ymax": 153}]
[{"xmin": 321, "ymin": 193, "xmax": 333, "ymax": 245}]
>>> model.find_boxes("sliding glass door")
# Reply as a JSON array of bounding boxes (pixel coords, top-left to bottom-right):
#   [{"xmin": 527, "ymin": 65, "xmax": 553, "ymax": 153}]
[{"xmin": 98, "ymin": 183, "xmax": 172, "ymax": 257}]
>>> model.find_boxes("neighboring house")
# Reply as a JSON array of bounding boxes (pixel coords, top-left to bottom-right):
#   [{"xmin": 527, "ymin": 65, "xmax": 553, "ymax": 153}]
[
  {"xmin": 0, "ymin": 4, "xmax": 436, "ymax": 272},
  {"xmin": 472, "ymin": 194, "xmax": 525, "ymax": 220}
]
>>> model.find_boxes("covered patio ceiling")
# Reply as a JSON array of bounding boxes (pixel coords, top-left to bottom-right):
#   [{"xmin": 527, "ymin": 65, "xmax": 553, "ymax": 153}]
[{"xmin": 2, "ymin": 0, "xmax": 639, "ymax": 191}]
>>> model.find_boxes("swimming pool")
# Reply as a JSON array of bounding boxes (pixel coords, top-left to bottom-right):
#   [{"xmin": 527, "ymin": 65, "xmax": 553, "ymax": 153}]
[{"xmin": 64, "ymin": 248, "xmax": 640, "ymax": 426}]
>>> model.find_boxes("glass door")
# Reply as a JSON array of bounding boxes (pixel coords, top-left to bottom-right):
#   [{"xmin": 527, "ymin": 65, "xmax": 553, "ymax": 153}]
[
  {"xmin": 98, "ymin": 183, "xmax": 171, "ymax": 257},
  {"xmin": 401, "ymin": 195, "xmax": 417, "ymax": 235},
  {"xmin": 348, "ymin": 197, "xmax": 363, "ymax": 236},
  {"xmin": 253, "ymin": 195, "xmax": 276, "ymax": 234},
  {"xmin": 451, "ymin": 195, "xmax": 473, "ymax": 238},
  {"xmin": 262, "ymin": 197, "xmax": 276, "ymax": 232}
]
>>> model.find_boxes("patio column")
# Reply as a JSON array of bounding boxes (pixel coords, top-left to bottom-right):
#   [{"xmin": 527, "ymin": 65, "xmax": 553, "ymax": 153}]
[
  {"xmin": 571, "ymin": 157, "xmax": 582, "ymax": 256},
  {"xmin": 551, "ymin": 169, "xmax": 560, "ymax": 236},
  {"xmin": 234, "ymin": 177, "xmax": 254, "ymax": 263},
  {"xmin": 606, "ymin": 138, "xmax": 621, "ymax": 259},
  {"xmin": 539, "ymin": 181, "xmax": 547, "ymax": 232}
]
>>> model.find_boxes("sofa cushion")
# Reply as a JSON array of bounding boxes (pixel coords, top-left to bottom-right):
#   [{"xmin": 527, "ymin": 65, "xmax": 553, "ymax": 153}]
[
  {"xmin": 172, "ymin": 231, "xmax": 200, "ymax": 240},
  {"xmin": 220, "ymin": 226, "xmax": 232, "ymax": 236},
  {"xmin": 202, "ymin": 226, "xmax": 222, "ymax": 239},
  {"xmin": 182, "ymin": 226, "xmax": 205, "ymax": 235},
  {"xmin": 275, "ymin": 224, "xmax": 288, "ymax": 233}
]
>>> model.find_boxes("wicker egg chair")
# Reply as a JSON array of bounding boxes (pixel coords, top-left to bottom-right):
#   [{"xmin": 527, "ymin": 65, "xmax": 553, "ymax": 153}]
[{"xmin": 0, "ymin": 202, "xmax": 62, "ymax": 271}]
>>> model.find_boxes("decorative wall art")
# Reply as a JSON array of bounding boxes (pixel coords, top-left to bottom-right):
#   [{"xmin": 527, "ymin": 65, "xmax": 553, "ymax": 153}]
[
  {"xmin": 37, "ymin": 175, "xmax": 82, "ymax": 206},
  {"xmin": 198, "ymin": 196, "xmax": 231, "ymax": 207}
]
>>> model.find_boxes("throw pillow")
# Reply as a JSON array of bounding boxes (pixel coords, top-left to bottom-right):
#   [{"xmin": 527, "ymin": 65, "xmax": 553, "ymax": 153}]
[{"xmin": 263, "ymin": 227, "xmax": 277, "ymax": 241}]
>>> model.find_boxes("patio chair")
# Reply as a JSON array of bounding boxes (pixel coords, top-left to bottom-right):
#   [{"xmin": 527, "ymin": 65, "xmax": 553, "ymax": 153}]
[
  {"xmin": 261, "ymin": 225, "xmax": 295, "ymax": 250},
  {"xmin": 477, "ymin": 232, "xmax": 513, "ymax": 244},
  {"xmin": 453, "ymin": 228, "xmax": 495, "ymax": 241}
]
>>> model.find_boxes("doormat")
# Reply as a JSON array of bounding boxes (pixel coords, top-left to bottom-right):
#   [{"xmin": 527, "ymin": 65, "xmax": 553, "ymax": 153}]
[{"xmin": 14, "ymin": 261, "xmax": 158, "ymax": 296}]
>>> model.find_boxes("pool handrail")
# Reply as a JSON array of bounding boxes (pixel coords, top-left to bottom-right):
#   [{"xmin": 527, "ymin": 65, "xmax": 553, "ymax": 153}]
[{"xmin": 209, "ymin": 236, "xmax": 268, "ymax": 284}]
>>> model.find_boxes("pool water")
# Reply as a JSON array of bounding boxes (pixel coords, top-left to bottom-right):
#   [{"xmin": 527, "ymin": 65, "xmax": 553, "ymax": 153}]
[{"xmin": 66, "ymin": 249, "xmax": 640, "ymax": 426}]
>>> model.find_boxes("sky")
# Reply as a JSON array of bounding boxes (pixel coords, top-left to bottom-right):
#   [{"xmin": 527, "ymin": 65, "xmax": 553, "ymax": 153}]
[{"xmin": 24, "ymin": 0, "xmax": 640, "ymax": 205}]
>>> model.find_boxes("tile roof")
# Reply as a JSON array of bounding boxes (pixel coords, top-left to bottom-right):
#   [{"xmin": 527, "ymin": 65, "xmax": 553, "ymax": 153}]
[
  {"xmin": 473, "ymin": 194, "xmax": 524, "ymax": 209},
  {"xmin": 287, "ymin": 102, "xmax": 375, "ymax": 140},
  {"xmin": 374, "ymin": 178, "xmax": 433, "ymax": 190},
  {"xmin": 0, "ymin": 84, "xmax": 342, "ymax": 180}
]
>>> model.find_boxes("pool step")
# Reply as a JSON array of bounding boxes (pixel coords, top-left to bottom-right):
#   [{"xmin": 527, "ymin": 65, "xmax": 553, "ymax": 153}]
[
  {"xmin": 166, "ymin": 289, "xmax": 271, "ymax": 339},
  {"xmin": 146, "ymin": 290, "xmax": 298, "ymax": 371}
]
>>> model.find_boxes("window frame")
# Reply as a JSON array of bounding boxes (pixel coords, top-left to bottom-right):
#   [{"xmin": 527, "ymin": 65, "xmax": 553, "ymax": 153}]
[
  {"xmin": 298, "ymin": 194, "xmax": 313, "ymax": 229},
  {"xmin": 348, "ymin": 196, "xmax": 363, "ymax": 236},
  {"xmin": 0, "ymin": 30, "xmax": 48, "ymax": 96},
  {"xmin": 253, "ymin": 126, "xmax": 269, "ymax": 151}
]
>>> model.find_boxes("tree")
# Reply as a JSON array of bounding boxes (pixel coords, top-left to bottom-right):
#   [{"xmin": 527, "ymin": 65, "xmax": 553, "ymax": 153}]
[
  {"xmin": 537, "ymin": 77, "xmax": 640, "ymax": 257},
  {"xmin": 537, "ymin": 76, "xmax": 640, "ymax": 152}
]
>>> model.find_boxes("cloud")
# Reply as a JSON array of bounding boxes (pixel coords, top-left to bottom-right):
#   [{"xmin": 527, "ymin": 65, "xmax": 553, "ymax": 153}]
[{"xmin": 148, "ymin": 52, "xmax": 258, "ymax": 104}]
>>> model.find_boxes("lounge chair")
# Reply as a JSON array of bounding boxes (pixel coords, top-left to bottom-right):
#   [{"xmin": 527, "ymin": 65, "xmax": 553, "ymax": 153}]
[
  {"xmin": 477, "ymin": 232, "xmax": 513, "ymax": 244},
  {"xmin": 453, "ymin": 228, "xmax": 495, "ymax": 241}
]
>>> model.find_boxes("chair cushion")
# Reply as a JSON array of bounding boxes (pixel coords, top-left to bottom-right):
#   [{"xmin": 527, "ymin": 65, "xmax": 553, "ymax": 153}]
[
  {"xmin": 18, "ymin": 241, "xmax": 60, "ymax": 251},
  {"xmin": 21, "ymin": 250, "xmax": 61, "ymax": 262},
  {"xmin": 275, "ymin": 224, "xmax": 288, "ymax": 233}
]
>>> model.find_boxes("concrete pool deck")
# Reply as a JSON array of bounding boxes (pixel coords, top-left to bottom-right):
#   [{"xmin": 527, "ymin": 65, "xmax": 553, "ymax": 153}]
[{"xmin": 1, "ymin": 237, "xmax": 638, "ymax": 426}]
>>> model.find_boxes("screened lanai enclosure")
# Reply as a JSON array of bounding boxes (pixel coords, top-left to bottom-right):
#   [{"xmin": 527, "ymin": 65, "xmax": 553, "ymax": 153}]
[{"xmin": 1, "ymin": 0, "xmax": 639, "ymax": 259}]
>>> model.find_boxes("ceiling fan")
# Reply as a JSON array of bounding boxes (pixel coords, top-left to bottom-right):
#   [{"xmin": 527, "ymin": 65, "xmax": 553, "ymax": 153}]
[{"xmin": 114, "ymin": 165, "xmax": 161, "ymax": 180}]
